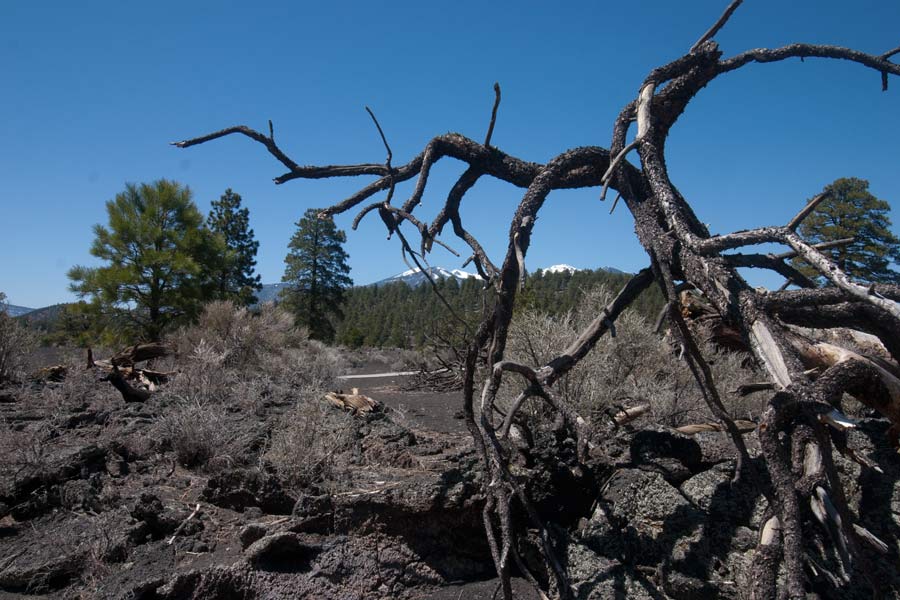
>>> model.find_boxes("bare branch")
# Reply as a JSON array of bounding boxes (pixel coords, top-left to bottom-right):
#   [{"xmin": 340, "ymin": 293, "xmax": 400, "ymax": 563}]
[
  {"xmin": 784, "ymin": 231, "xmax": 900, "ymax": 320},
  {"xmin": 484, "ymin": 82, "xmax": 502, "ymax": 147},
  {"xmin": 365, "ymin": 106, "xmax": 392, "ymax": 168},
  {"xmin": 719, "ymin": 43, "xmax": 900, "ymax": 78},
  {"xmin": 787, "ymin": 191, "xmax": 830, "ymax": 231},
  {"xmin": 540, "ymin": 268, "xmax": 655, "ymax": 384},
  {"xmin": 690, "ymin": 0, "xmax": 743, "ymax": 53},
  {"xmin": 172, "ymin": 124, "xmax": 300, "ymax": 172},
  {"xmin": 771, "ymin": 236, "xmax": 853, "ymax": 260}
]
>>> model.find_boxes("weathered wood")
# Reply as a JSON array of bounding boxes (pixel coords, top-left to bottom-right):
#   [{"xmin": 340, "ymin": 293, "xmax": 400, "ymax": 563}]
[
  {"xmin": 324, "ymin": 390, "xmax": 381, "ymax": 414},
  {"xmin": 110, "ymin": 342, "xmax": 172, "ymax": 367},
  {"xmin": 796, "ymin": 341, "xmax": 900, "ymax": 427},
  {"xmin": 675, "ymin": 420, "xmax": 756, "ymax": 435},
  {"xmin": 103, "ymin": 366, "xmax": 151, "ymax": 403}
]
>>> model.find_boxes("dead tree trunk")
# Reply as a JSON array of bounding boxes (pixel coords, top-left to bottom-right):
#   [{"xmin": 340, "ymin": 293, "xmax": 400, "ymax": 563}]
[{"xmin": 173, "ymin": 4, "xmax": 900, "ymax": 596}]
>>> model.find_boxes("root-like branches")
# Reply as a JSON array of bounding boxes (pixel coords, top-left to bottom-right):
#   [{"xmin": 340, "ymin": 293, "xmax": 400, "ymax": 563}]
[{"xmin": 174, "ymin": 6, "xmax": 900, "ymax": 597}]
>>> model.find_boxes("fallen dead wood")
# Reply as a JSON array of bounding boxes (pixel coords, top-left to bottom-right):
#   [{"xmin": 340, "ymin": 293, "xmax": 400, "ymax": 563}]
[
  {"xmin": 676, "ymin": 420, "xmax": 756, "ymax": 436},
  {"xmin": 31, "ymin": 365, "xmax": 68, "ymax": 382},
  {"xmin": 109, "ymin": 342, "xmax": 172, "ymax": 367},
  {"xmin": 167, "ymin": 503, "xmax": 202, "ymax": 545},
  {"xmin": 87, "ymin": 346, "xmax": 173, "ymax": 403},
  {"xmin": 102, "ymin": 366, "xmax": 152, "ymax": 403},
  {"xmin": 325, "ymin": 388, "xmax": 382, "ymax": 414},
  {"xmin": 608, "ymin": 403, "xmax": 650, "ymax": 427},
  {"xmin": 794, "ymin": 340, "xmax": 900, "ymax": 427}
]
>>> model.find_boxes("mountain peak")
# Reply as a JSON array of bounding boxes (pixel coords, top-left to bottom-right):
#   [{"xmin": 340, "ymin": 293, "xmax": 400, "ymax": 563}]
[
  {"xmin": 542, "ymin": 264, "xmax": 579, "ymax": 274},
  {"xmin": 374, "ymin": 266, "xmax": 482, "ymax": 287}
]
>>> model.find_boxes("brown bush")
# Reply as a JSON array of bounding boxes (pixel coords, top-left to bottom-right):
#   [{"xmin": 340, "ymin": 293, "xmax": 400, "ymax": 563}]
[
  {"xmin": 154, "ymin": 300, "xmax": 346, "ymax": 472},
  {"xmin": 154, "ymin": 399, "xmax": 252, "ymax": 470},
  {"xmin": 263, "ymin": 393, "xmax": 353, "ymax": 489},
  {"xmin": 171, "ymin": 300, "xmax": 308, "ymax": 372},
  {"xmin": 504, "ymin": 286, "xmax": 762, "ymax": 427},
  {"xmin": 0, "ymin": 301, "xmax": 36, "ymax": 384}
]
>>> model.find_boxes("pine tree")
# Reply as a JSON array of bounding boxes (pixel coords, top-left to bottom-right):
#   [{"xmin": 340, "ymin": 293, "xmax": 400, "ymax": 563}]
[
  {"xmin": 68, "ymin": 180, "xmax": 222, "ymax": 342},
  {"xmin": 281, "ymin": 209, "xmax": 352, "ymax": 341},
  {"xmin": 207, "ymin": 189, "xmax": 262, "ymax": 305},
  {"xmin": 792, "ymin": 178, "xmax": 900, "ymax": 285}
]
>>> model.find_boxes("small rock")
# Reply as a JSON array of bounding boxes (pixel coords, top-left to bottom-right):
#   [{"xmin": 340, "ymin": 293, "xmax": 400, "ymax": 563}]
[
  {"xmin": 680, "ymin": 463, "xmax": 734, "ymax": 512},
  {"xmin": 292, "ymin": 493, "xmax": 332, "ymax": 518},
  {"xmin": 239, "ymin": 523, "xmax": 268, "ymax": 549},
  {"xmin": 664, "ymin": 571, "xmax": 719, "ymax": 600},
  {"xmin": 243, "ymin": 506, "xmax": 263, "ymax": 520},
  {"xmin": 244, "ymin": 532, "xmax": 321, "ymax": 571},
  {"xmin": 630, "ymin": 425, "xmax": 703, "ymax": 475}
]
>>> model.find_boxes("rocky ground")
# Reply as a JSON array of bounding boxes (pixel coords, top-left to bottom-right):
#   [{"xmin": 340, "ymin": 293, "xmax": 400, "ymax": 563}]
[{"xmin": 1, "ymin": 361, "xmax": 899, "ymax": 599}]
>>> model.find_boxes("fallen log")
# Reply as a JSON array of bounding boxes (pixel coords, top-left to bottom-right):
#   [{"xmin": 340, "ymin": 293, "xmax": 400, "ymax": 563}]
[
  {"xmin": 793, "ymin": 340, "xmax": 900, "ymax": 427},
  {"xmin": 109, "ymin": 342, "xmax": 172, "ymax": 367},
  {"xmin": 102, "ymin": 366, "xmax": 152, "ymax": 403},
  {"xmin": 324, "ymin": 389, "xmax": 382, "ymax": 414},
  {"xmin": 608, "ymin": 403, "xmax": 650, "ymax": 427},
  {"xmin": 676, "ymin": 420, "xmax": 756, "ymax": 436},
  {"xmin": 87, "ymin": 346, "xmax": 171, "ymax": 402},
  {"xmin": 31, "ymin": 365, "xmax": 68, "ymax": 382}
]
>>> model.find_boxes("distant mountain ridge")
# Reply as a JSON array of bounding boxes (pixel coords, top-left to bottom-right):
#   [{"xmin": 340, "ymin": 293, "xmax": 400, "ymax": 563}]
[
  {"xmin": 254, "ymin": 264, "xmax": 628, "ymax": 303},
  {"xmin": 371, "ymin": 264, "xmax": 627, "ymax": 287},
  {"xmin": 255, "ymin": 283, "xmax": 291, "ymax": 305},
  {"xmin": 14, "ymin": 265, "xmax": 631, "ymax": 315},
  {"xmin": 3, "ymin": 304, "xmax": 35, "ymax": 317},
  {"xmin": 372, "ymin": 266, "xmax": 482, "ymax": 287}
]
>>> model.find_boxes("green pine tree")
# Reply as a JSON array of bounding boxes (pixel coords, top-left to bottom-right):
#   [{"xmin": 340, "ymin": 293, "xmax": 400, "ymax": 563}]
[
  {"xmin": 207, "ymin": 189, "xmax": 262, "ymax": 305},
  {"xmin": 281, "ymin": 209, "xmax": 352, "ymax": 341},
  {"xmin": 792, "ymin": 178, "xmax": 900, "ymax": 285},
  {"xmin": 68, "ymin": 180, "xmax": 222, "ymax": 342}
]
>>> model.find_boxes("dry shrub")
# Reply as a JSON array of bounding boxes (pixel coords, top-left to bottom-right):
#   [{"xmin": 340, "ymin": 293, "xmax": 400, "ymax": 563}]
[
  {"xmin": 168, "ymin": 300, "xmax": 343, "ymax": 398},
  {"xmin": 172, "ymin": 300, "xmax": 307, "ymax": 371},
  {"xmin": 154, "ymin": 399, "xmax": 251, "ymax": 470},
  {"xmin": 257, "ymin": 340, "xmax": 344, "ymax": 393},
  {"xmin": 263, "ymin": 394, "xmax": 353, "ymax": 489},
  {"xmin": 0, "ymin": 420, "xmax": 51, "ymax": 483},
  {"xmin": 155, "ymin": 300, "xmax": 346, "ymax": 472},
  {"xmin": 0, "ymin": 308, "xmax": 36, "ymax": 384},
  {"xmin": 505, "ymin": 286, "xmax": 761, "ymax": 427},
  {"xmin": 160, "ymin": 338, "xmax": 236, "ymax": 406},
  {"xmin": 41, "ymin": 366, "xmax": 118, "ymax": 416}
]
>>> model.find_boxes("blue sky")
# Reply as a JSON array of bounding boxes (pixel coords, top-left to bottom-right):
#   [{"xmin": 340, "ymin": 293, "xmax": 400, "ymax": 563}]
[{"xmin": 1, "ymin": 1, "xmax": 898, "ymax": 308}]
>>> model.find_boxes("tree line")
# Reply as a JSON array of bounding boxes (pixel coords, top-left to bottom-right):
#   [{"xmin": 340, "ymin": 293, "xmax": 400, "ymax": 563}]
[
  {"xmin": 25, "ymin": 176, "xmax": 900, "ymax": 347},
  {"xmin": 335, "ymin": 268, "xmax": 665, "ymax": 349}
]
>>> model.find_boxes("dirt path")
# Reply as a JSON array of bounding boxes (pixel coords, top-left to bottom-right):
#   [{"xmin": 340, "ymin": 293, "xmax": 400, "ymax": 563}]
[
  {"xmin": 337, "ymin": 372, "xmax": 467, "ymax": 435},
  {"xmin": 338, "ymin": 370, "xmax": 421, "ymax": 379}
]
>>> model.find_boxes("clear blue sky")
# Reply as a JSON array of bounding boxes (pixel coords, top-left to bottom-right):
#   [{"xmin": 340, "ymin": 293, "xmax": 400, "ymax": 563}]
[{"xmin": 2, "ymin": 1, "xmax": 898, "ymax": 308}]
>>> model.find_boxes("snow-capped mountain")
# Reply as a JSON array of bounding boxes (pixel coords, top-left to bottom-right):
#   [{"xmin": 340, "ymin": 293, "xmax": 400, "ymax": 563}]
[
  {"xmin": 540, "ymin": 264, "xmax": 579, "ymax": 275},
  {"xmin": 373, "ymin": 266, "xmax": 482, "ymax": 287},
  {"xmin": 255, "ymin": 264, "xmax": 631, "ymax": 299},
  {"xmin": 538, "ymin": 264, "xmax": 626, "ymax": 276}
]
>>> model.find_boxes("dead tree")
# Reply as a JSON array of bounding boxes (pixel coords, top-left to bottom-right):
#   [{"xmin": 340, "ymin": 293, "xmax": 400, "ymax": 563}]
[{"xmin": 174, "ymin": 4, "xmax": 900, "ymax": 597}]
